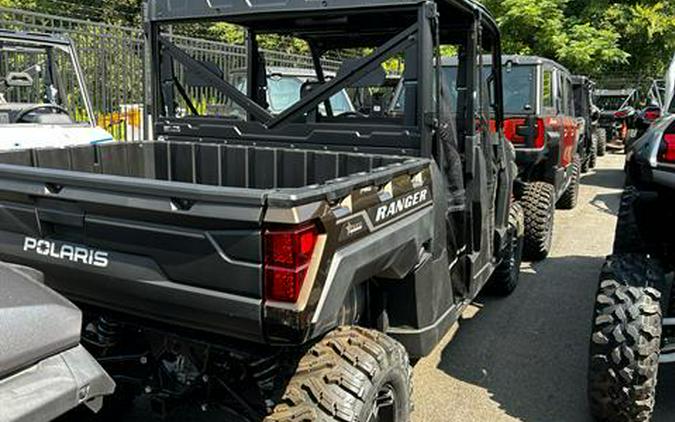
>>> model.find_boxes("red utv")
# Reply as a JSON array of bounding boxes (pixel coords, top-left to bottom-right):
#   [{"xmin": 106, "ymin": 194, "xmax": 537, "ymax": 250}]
[{"xmin": 429, "ymin": 56, "xmax": 581, "ymax": 260}]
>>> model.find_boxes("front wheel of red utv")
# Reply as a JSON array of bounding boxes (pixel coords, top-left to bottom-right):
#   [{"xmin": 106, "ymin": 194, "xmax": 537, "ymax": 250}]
[
  {"xmin": 265, "ymin": 326, "xmax": 412, "ymax": 422},
  {"xmin": 521, "ymin": 181, "xmax": 555, "ymax": 261},
  {"xmin": 597, "ymin": 129, "xmax": 607, "ymax": 157},
  {"xmin": 589, "ymin": 136, "xmax": 598, "ymax": 169},
  {"xmin": 558, "ymin": 154, "xmax": 581, "ymax": 210},
  {"xmin": 486, "ymin": 202, "xmax": 524, "ymax": 296}
]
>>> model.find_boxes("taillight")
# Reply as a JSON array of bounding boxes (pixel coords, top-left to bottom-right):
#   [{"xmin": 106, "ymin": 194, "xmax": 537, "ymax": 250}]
[
  {"xmin": 264, "ymin": 223, "xmax": 319, "ymax": 303},
  {"xmin": 504, "ymin": 118, "xmax": 545, "ymax": 148},
  {"xmin": 503, "ymin": 118, "xmax": 525, "ymax": 144},
  {"xmin": 660, "ymin": 133, "xmax": 675, "ymax": 163},
  {"xmin": 645, "ymin": 110, "xmax": 661, "ymax": 121}
]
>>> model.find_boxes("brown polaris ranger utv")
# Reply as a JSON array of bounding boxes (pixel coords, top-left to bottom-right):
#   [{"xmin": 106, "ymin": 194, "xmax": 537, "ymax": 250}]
[{"xmin": 0, "ymin": 1, "xmax": 523, "ymax": 420}]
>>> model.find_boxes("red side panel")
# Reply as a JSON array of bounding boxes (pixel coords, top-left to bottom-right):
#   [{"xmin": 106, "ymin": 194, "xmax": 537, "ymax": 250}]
[{"xmin": 542, "ymin": 116, "xmax": 577, "ymax": 168}]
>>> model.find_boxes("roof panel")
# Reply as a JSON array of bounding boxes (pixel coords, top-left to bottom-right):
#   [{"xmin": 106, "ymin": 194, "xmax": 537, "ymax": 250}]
[
  {"xmin": 442, "ymin": 54, "xmax": 572, "ymax": 75},
  {"xmin": 148, "ymin": 0, "xmax": 424, "ymax": 22},
  {"xmin": 146, "ymin": 0, "xmax": 500, "ymax": 50}
]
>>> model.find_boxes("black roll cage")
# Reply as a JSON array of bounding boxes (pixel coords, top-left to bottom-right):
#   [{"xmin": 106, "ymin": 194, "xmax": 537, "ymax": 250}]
[{"xmin": 145, "ymin": 0, "xmax": 504, "ymax": 158}]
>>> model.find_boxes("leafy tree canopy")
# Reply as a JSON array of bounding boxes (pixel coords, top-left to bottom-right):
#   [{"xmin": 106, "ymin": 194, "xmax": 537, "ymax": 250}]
[
  {"xmin": 2, "ymin": 0, "xmax": 674, "ymax": 79},
  {"xmin": 483, "ymin": 0, "xmax": 674, "ymax": 78}
]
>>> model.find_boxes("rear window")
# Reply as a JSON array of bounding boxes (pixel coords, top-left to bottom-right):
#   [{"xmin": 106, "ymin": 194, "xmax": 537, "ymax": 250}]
[
  {"xmin": 502, "ymin": 65, "xmax": 536, "ymax": 114},
  {"xmin": 234, "ymin": 74, "xmax": 355, "ymax": 115},
  {"xmin": 392, "ymin": 64, "xmax": 536, "ymax": 115},
  {"xmin": 595, "ymin": 95, "xmax": 627, "ymax": 111}
]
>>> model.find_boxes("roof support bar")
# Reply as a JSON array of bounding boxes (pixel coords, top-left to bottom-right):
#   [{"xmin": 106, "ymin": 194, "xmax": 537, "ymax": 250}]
[{"xmin": 158, "ymin": 35, "xmax": 273, "ymax": 123}]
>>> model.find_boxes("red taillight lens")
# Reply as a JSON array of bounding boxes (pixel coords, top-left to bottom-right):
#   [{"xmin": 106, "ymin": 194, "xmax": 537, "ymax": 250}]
[
  {"xmin": 504, "ymin": 118, "xmax": 545, "ymax": 148},
  {"xmin": 532, "ymin": 118, "xmax": 545, "ymax": 149},
  {"xmin": 503, "ymin": 118, "xmax": 526, "ymax": 144},
  {"xmin": 660, "ymin": 134, "xmax": 675, "ymax": 163},
  {"xmin": 645, "ymin": 110, "xmax": 661, "ymax": 121},
  {"xmin": 264, "ymin": 223, "xmax": 319, "ymax": 303}
]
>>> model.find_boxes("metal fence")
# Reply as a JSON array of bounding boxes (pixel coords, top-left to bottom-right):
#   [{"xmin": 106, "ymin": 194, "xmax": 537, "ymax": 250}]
[{"xmin": 0, "ymin": 7, "xmax": 341, "ymax": 140}]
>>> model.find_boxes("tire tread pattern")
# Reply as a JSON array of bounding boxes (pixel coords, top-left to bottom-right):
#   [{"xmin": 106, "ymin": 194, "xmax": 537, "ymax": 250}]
[
  {"xmin": 597, "ymin": 129, "xmax": 607, "ymax": 157},
  {"xmin": 486, "ymin": 201, "xmax": 524, "ymax": 296},
  {"xmin": 265, "ymin": 326, "xmax": 412, "ymax": 422},
  {"xmin": 588, "ymin": 254, "xmax": 664, "ymax": 422},
  {"xmin": 558, "ymin": 154, "xmax": 581, "ymax": 210},
  {"xmin": 589, "ymin": 135, "xmax": 598, "ymax": 169},
  {"xmin": 613, "ymin": 187, "xmax": 645, "ymax": 255},
  {"xmin": 522, "ymin": 181, "xmax": 555, "ymax": 261}
]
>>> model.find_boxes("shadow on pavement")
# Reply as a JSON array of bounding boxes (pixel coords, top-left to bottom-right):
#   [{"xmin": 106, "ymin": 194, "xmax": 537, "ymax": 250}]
[
  {"xmin": 581, "ymin": 167, "xmax": 626, "ymax": 190},
  {"xmin": 436, "ymin": 255, "xmax": 603, "ymax": 422},
  {"xmin": 588, "ymin": 192, "xmax": 622, "ymax": 217}
]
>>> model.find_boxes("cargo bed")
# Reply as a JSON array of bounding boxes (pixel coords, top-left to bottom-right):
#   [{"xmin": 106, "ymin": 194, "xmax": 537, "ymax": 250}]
[{"xmin": 0, "ymin": 140, "xmax": 428, "ymax": 342}]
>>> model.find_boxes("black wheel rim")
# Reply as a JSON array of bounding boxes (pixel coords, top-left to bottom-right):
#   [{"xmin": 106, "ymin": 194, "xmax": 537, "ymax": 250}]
[{"xmin": 368, "ymin": 383, "xmax": 397, "ymax": 422}]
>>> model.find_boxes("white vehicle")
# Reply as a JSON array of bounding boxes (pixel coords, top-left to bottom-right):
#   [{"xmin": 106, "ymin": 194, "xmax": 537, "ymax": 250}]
[
  {"xmin": 0, "ymin": 30, "xmax": 113, "ymax": 151},
  {"xmin": 231, "ymin": 67, "xmax": 356, "ymax": 115}
]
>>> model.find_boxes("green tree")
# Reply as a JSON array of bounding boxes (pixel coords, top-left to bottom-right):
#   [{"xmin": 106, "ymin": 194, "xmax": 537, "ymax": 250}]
[
  {"xmin": 482, "ymin": 0, "xmax": 628, "ymax": 76},
  {"xmin": 3, "ymin": 0, "xmax": 674, "ymax": 80},
  {"xmin": 600, "ymin": 1, "xmax": 675, "ymax": 77}
]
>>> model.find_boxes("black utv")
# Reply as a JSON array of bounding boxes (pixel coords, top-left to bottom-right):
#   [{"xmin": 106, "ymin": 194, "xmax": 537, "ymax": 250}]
[
  {"xmin": 571, "ymin": 75, "xmax": 599, "ymax": 173},
  {"xmin": 0, "ymin": 1, "xmax": 522, "ymax": 420},
  {"xmin": 587, "ymin": 85, "xmax": 675, "ymax": 420},
  {"xmin": 594, "ymin": 88, "xmax": 639, "ymax": 153}
]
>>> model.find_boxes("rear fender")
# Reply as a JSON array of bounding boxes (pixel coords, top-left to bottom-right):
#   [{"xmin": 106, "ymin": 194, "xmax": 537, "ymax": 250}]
[{"xmin": 309, "ymin": 205, "xmax": 435, "ymax": 337}]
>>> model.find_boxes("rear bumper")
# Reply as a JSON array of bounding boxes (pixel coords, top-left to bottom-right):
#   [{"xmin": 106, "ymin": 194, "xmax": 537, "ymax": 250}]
[
  {"xmin": 514, "ymin": 148, "xmax": 564, "ymax": 190},
  {"xmin": 514, "ymin": 147, "xmax": 546, "ymax": 170},
  {"xmin": 0, "ymin": 345, "xmax": 115, "ymax": 422}
]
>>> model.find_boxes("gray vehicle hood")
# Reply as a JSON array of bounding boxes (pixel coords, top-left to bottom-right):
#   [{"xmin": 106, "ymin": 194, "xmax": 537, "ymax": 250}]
[{"xmin": 0, "ymin": 263, "xmax": 81, "ymax": 378}]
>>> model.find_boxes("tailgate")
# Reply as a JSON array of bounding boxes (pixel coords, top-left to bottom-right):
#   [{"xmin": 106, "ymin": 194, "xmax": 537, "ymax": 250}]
[{"xmin": 0, "ymin": 164, "xmax": 267, "ymax": 341}]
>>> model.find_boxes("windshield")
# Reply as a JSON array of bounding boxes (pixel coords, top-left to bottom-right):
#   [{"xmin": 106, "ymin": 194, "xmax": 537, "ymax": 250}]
[
  {"xmin": 0, "ymin": 41, "xmax": 90, "ymax": 125},
  {"xmin": 236, "ymin": 74, "xmax": 354, "ymax": 115},
  {"xmin": 391, "ymin": 64, "xmax": 535, "ymax": 115}
]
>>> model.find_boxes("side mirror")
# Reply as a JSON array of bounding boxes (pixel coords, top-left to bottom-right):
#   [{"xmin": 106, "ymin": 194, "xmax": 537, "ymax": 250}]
[{"xmin": 4, "ymin": 72, "xmax": 33, "ymax": 88}]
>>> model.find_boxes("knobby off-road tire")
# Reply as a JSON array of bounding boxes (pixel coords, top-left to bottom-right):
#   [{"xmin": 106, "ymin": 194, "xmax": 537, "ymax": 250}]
[
  {"xmin": 613, "ymin": 187, "xmax": 645, "ymax": 255},
  {"xmin": 589, "ymin": 135, "xmax": 598, "ymax": 169},
  {"xmin": 597, "ymin": 129, "xmax": 607, "ymax": 157},
  {"xmin": 522, "ymin": 182, "xmax": 555, "ymax": 261},
  {"xmin": 486, "ymin": 202, "xmax": 525, "ymax": 296},
  {"xmin": 588, "ymin": 254, "xmax": 664, "ymax": 422},
  {"xmin": 582, "ymin": 154, "xmax": 591, "ymax": 173},
  {"xmin": 265, "ymin": 326, "xmax": 412, "ymax": 422},
  {"xmin": 558, "ymin": 154, "xmax": 581, "ymax": 210}
]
